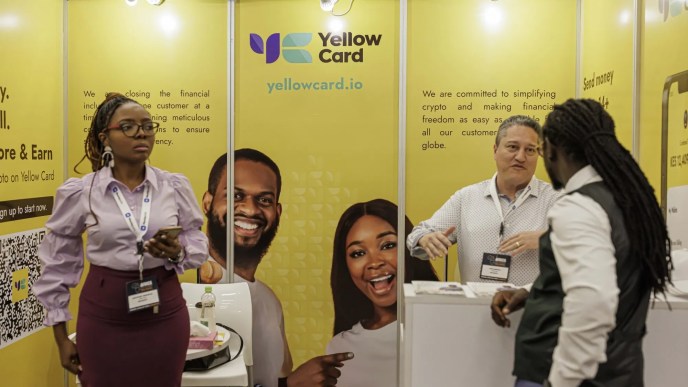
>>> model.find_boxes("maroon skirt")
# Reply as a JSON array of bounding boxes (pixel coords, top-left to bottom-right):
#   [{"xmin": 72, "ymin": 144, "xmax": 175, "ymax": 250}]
[{"xmin": 77, "ymin": 265, "xmax": 189, "ymax": 387}]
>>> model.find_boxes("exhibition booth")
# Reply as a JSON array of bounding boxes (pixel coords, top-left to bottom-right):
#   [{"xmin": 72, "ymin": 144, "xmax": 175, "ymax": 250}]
[
  {"xmin": 402, "ymin": 284, "xmax": 688, "ymax": 386},
  {"xmin": 1, "ymin": 1, "xmax": 687, "ymax": 386}
]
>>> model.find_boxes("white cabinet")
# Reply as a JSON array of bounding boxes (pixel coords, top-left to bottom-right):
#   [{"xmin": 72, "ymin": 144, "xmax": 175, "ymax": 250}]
[{"xmin": 401, "ymin": 284, "xmax": 688, "ymax": 387}]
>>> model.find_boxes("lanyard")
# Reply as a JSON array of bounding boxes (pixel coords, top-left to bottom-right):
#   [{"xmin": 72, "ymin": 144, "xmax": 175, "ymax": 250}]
[
  {"xmin": 111, "ymin": 183, "xmax": 152, "ymax": 280},
  {"xmin": 489, "ymin": 173, "xmax": 532, "ymax": 241}
]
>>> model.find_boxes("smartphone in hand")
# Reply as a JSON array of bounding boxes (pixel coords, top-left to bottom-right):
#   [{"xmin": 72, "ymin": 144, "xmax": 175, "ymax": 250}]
[{"xmin": 153, "ymin": 226, "xmax": 182, "ymax": 240}]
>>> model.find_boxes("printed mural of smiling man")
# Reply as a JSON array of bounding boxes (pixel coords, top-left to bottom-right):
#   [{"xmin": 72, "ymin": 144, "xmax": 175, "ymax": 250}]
[
  {"xmin": 198, "ymin": 149, "xmax": 292, "ymax": 387},
  {"xmin": 198, "ymin": 149, "xmax": 356, "ymax": 387}
]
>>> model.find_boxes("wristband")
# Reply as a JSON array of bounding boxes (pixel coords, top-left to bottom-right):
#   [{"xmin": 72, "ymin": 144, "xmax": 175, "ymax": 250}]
[{"xmin": 168, "ymin": 248, "xmax": 185, "ymax": 264}]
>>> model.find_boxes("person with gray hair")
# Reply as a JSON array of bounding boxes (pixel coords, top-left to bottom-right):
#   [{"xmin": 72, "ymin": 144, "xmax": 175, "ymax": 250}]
[{"xmin": 407, "ymin": 115, "xmax": 560, "ymax": 286}]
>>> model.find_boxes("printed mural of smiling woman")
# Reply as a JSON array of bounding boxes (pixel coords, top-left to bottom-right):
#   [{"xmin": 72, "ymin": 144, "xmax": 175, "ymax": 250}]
[{"xmin": 327, "ymin": 198, "xmax": 438, "ymax": 387}]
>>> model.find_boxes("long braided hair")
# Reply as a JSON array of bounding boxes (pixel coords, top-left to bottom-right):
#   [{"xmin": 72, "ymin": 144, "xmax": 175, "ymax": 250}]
[
  {"xmin": 74, "ymin": 92, "xmax": 139, "ymax": 173},
  {"xmin": 543, "ymin": 98, "xmax": 672, "ymax": 295},
  {"xmin": 74, "ymin": 92, "xmax": 140, "ymax": 228}
]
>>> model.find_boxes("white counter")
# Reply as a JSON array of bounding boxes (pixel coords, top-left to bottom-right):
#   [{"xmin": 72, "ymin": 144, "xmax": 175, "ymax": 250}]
[{"xmin": 401, "ymin": 283, "xmax": 688, "ymax": 387}]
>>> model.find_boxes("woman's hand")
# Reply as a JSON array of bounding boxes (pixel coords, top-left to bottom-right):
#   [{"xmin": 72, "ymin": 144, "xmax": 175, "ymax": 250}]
[
  {"xmin": 53, "ymin": 323, "xmax": 82, "ymax": 375},
  {"xmin": 57, "ymin": 337, "xmax": 81, "ymax": 374},
  {"xmin": 144, "ymin": 233, "xmax": 182, "ymax": 260},
  {"xmin": 287, "ymin": 352, "xmax": 354, "ymax": 387}
]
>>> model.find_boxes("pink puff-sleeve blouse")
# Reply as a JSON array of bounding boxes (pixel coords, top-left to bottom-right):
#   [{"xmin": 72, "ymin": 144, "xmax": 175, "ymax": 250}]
[{"xmin": 33, "ymin": 165, "xmax": 208, "ymax": 326}]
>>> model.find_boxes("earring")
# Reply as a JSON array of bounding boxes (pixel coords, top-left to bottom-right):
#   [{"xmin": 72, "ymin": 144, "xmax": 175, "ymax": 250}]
[{"xmin": 101, "ymin": 145, "xmax": 115, "ymax": 168}]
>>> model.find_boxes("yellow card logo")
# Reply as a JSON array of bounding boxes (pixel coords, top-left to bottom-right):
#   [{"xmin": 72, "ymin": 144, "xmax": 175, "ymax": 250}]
[
  {"xmin": 249, "ymin": 32, "xmax": 383, "ymax": 64},
  {"xmin": 12, "ymin": 268, "xmax": 29, "ymax": 303}
]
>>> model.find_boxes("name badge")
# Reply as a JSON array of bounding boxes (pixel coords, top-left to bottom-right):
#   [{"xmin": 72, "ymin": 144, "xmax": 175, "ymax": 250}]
[
  {"xmin": 480, "ymin": 252, "xmax": 511, "ymax": 282},
  {"xmin": 126, "ymin": 277, "xmax": 160, "ymax": 313}
]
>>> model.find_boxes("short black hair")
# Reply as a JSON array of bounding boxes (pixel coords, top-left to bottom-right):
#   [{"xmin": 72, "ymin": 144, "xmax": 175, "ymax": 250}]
[
  {"xmin": 207, "ymin": 153, "xmax": 227, "ymax": 195},
  {"xmin": 235, "ymin": 148, "xmax": 282, "ymax": 200}
]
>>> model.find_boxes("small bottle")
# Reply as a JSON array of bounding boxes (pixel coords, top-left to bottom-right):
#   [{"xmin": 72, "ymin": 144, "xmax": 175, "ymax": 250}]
[{"xmin": 199, "ymin": 286, "xmax": 217, "ymax": 333}]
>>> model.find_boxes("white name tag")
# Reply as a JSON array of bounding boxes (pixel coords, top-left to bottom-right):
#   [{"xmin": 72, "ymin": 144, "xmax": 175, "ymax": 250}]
[
  {"xmin": 480, "ymin": 252, "xmax": 511, "ymax": 282},
  {"xmin": 126, "ymin": 277, "xmax": 160, "ymax": 312}
]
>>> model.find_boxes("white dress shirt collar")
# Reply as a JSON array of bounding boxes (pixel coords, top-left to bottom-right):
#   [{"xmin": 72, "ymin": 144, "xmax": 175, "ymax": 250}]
[
  {"xmin": 564, "ymin": 165, "xmax": 603, "ymax": 193},
  {"xmin": 484, "ymin": 173, "xmax": 542, "ymax": 199}
]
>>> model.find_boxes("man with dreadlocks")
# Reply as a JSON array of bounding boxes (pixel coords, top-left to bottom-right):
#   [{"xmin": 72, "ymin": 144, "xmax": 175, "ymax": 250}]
[{"xmin": 490, "ymin": 99, "xmax": 673, "ymax": 387}]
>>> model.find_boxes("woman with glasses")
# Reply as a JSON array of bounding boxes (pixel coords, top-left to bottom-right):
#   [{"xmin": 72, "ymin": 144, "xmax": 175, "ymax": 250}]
[{"xmin": 33, "ymin": 92, "xmax": 209, "ymax": 386}]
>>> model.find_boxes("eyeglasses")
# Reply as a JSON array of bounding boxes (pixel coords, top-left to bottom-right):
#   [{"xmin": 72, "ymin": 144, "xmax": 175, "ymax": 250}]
[
  {"xmin": 106, "ymin": 121, "xmax": 160, "ymax": 137},
  {"xmin": 502, "ymin": 143, "xmax": 540, "ymax": 157}
]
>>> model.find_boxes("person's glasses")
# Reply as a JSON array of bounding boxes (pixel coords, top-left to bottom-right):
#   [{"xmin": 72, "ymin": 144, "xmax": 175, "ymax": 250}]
[
  {"xmin": 503, "ymin": 143, "xmax": 540, "ymax": 157},
  {"xmin": 106, "ymin": 121, "xmax": 160, "ymax": 137}
]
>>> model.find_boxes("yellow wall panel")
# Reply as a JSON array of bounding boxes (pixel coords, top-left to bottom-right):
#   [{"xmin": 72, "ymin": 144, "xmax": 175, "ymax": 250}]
[
  {"xmin": 68, "ymin": 0, "xmax": 228, "ymax": 287},
  {"xmin": 236, "ymin": 0, "xmax": 399, "ymax": 366},
  {"xmin": 580, "ymin": 0, "xmax": 635, "ymax": 148},
  {"xmin": 641, "ymin": 1, "xmax": 688, "ymax": 249},
  {"xmin": 406, "ymin": 0, "xmax": 577, "ymax": 280},
  {"xmin": 0, "ymin": 1, "xmax": 64, "ymax": 386}
]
